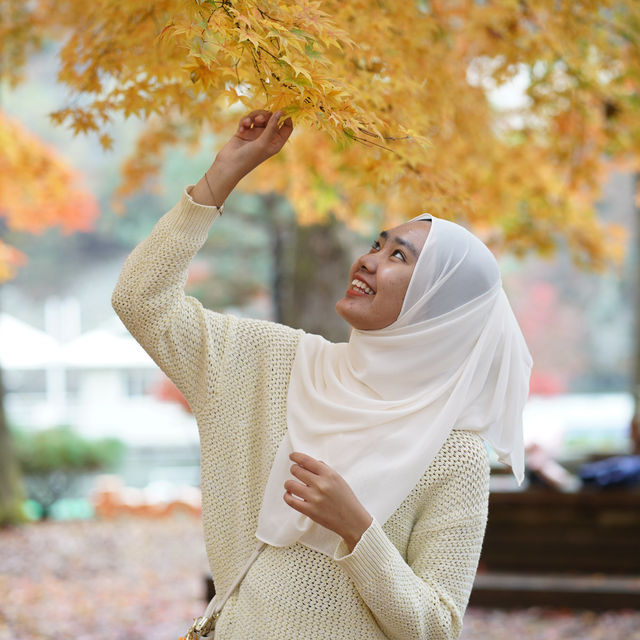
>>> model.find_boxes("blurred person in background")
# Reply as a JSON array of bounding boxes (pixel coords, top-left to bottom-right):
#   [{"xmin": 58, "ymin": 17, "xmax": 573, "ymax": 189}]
[{"xmin": 112, "ymin": 110, "xmax": 532, "ymax": 639}]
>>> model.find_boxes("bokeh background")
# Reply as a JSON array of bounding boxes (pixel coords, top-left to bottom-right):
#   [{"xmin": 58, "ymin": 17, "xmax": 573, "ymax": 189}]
[{"xmin": 2, "ymin": 3, "xmax": 640, "ymax": 639}]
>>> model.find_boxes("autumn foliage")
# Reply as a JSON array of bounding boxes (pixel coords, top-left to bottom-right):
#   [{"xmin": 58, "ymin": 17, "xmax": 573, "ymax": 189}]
[
  {"xmin": 3, "ymin": 0, "xmax": 640, "ymax": 267},
  {"xmin": 0, "ymin": 112, "xmax": 98, "ymax": 281}
]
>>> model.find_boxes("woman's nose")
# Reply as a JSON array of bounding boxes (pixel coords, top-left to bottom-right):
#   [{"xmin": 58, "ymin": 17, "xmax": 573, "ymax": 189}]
[{"xmin": 358, "ymin": 252, "xmax": 378, "ymax": 272}]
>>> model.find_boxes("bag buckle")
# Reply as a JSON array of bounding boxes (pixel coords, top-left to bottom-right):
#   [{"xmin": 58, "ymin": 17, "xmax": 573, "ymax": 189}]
[{"xmin": 185, "ymin": 611, "xmax": 220, "ymax": 639}]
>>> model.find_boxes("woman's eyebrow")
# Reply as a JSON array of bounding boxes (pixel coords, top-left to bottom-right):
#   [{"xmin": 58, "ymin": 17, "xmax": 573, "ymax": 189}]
[{"xmin": 379, "ymin": 230, "xmax": 420, "ymax": 259}]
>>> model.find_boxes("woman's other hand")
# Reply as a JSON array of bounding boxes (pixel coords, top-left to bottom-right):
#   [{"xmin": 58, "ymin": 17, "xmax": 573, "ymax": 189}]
[
  {"xmin": 191, "ymin": 110, "xmax": 293, "ymax": 207},
  {"xmin": 284, "ymin": 452, "xmax": 373, "ymax": 553}
]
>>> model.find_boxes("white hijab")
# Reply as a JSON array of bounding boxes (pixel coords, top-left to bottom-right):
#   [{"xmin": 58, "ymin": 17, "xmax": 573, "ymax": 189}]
[{"xmin": 256, "ymin": 214, "xmax": 532, "ymax": 557}]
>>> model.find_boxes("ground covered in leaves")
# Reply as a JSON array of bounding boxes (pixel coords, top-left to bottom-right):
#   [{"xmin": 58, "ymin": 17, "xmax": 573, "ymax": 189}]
[{"xmin": 1, "ymin": 517, "xmax": 639, "ymax": 640}]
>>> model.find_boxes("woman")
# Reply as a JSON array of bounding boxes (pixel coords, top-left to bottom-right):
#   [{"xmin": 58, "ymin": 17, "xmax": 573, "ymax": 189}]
[{"xmin": 112, "ymin": 110, "xmax": 532, "ymax": 639}]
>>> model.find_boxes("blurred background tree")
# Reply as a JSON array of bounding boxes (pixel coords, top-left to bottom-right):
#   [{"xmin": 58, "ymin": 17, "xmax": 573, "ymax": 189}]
[
  {"xmin": 0, "ymin": 112, "xmax": 97, "ymax": 525},
  {"xmin": 12, "ymin": 426, "xmax": 124, "ymax": 519},
  {"xmin": 0, "ymin": 111, "xmax": 98, "ymax": 281}
]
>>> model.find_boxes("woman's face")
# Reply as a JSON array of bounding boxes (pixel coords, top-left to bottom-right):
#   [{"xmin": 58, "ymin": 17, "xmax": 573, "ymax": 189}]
[{"xmin": 336, "ymin": 220, "xmax": 430, "ymax": 331}]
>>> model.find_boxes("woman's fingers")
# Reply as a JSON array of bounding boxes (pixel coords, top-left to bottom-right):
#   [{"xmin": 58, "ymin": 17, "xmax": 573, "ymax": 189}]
[
  {"xmin": 281, "ymin": 116, "xmax": 293, "ymax": 130},
  {"xmin": 290, "ymin": 462, "xmax": 316, "ymax": 486},
  {"xmin": 237, "ymin": 110, "xmax": 293, "ymax": 154},
  {"xmin": 264, "ymin": 110, "xmax": 283, "ymax": 134},
  {"xmin": 283, "ymin": 491, "xmax": 307, "ymax": 513},
  {"xmin": 284, "ymin": 479, "xmax": 311, "ymax": 499},
  {"xmin": 238, "ymin": 110, "xmax": 268, "ymax": 132},
  {"xmin": 276, "ymin": 116, "xmax": 294, "ymax": 145},
  {"xmin": 289, "ymin": 451, "xmax": 325, "ymax": 475},
  {"xmin": 244, "ymin": 109, "xmax": 271, "ymax": 121}
]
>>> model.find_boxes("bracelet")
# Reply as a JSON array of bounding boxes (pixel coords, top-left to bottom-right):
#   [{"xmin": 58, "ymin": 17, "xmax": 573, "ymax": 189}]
[{"xmin": 203, "ymin": 171, "xmax": 223, "ymax": 214}]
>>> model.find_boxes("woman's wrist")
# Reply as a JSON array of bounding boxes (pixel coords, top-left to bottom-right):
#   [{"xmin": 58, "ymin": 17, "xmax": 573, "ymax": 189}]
[
  {"xmin": 190, "ymin": 158, "xmax": 245, "ymax": 207},
  {"xmin": 342, "ymin": 513, "xmax": 374, "ymax": 553}
]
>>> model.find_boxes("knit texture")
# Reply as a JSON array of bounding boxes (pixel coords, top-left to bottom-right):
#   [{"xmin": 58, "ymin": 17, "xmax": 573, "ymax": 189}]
[{"xmin": 112, "ymin": 188, "xmax": 490, "ymax": 640}]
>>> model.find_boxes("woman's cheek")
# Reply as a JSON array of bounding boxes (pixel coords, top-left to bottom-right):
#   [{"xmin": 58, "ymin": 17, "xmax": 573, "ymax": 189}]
[{"xmin": 390, "ymin": 275, "xmax": 411, "ymax": 301}]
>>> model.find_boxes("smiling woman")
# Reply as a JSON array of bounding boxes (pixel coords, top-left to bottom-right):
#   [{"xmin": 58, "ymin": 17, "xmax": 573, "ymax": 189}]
[
  {"xmin": 336, "ymin": 220, "xmax": 431, "ymax": 331},
  {"xmin": 112, "ymin": 110, "xmax": 532, "ymax": 640}
]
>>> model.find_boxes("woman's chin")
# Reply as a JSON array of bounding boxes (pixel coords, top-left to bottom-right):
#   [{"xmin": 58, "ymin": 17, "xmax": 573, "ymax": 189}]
[
  {"xmin": 336, "ymin": 296, "xmax": 401, "ymax": 332},
  {"xmin": 335, "ymin": 297, "xmax": 356, "ymax": 326},
  {"xmin": 335, "ymin": 297, "xmax": 370, "ymax": 331}
]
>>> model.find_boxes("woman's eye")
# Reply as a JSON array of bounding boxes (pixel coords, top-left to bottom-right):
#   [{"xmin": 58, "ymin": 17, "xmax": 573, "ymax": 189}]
[
  {"xmin": 370, "ymin": 240, "xmax": 380, "ymax": 251},
  {"xmin": 393, "ymin": 249, "xmax": 406, "ymax": 261}
]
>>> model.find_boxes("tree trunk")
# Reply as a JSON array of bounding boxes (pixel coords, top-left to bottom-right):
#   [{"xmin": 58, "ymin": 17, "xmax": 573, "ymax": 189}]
[
  {"xmin": 281, "ymin": 214, "xmax": 353, "ymax": 344},
  {"xmin": 265, "ymin": 193, "xmax": 288, "ymax": 325},
  {"xmin": 0, "ymin": 363, "xmax": 25, "ymax": 526},
  {"xmin": 263, "ymin": 195, "xmax": 353, "ymax": 342}
]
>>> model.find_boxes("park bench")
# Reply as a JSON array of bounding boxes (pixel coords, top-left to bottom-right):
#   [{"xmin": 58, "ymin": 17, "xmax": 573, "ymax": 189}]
[{"xmin": 470, "ymin": 487, "xmax": 640, "ymax": 609}]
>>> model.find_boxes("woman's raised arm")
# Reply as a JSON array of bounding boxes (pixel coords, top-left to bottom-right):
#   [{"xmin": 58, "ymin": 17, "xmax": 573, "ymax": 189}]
[{"xmin": 111, "ymin": 110, "xmax": 293, "ymax": 411}]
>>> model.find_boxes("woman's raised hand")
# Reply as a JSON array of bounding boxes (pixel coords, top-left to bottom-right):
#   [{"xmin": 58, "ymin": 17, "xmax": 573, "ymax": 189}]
[
  {"xmin": 191, "ymin": 110, "xmax": 293, "ymax": 207},
  {"xmin": 217, "ymin": 110, "xmax": 293, "ymax": 176}
]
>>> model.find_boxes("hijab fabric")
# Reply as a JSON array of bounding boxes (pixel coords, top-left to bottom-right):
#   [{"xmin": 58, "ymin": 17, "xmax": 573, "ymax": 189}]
[{"xmin": 256, "ymin": 214, "xmax": 533, "ymax": 557}]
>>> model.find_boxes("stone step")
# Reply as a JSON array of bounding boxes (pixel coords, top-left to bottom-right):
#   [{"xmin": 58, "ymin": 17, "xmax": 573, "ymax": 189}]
[{"xmin": 469, "ymin": 572, "xmax": 640, "ymax": 610}]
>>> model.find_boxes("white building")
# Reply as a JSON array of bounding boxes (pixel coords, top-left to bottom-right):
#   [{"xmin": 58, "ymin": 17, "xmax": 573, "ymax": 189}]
[{"xmin": 1, "ymin": 309, "xmax": 199, "ymax": 450}]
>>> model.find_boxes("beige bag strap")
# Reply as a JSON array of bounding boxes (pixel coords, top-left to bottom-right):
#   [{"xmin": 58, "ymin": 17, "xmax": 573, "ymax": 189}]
[{"xmin": 186, "ymin": 542, "xmax": 266, "ymax": 639}]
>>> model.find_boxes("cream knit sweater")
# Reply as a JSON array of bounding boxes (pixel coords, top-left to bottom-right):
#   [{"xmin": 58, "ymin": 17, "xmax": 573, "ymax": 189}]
[{"xmin": 112, "ymin": 188, "xmax": 490, "ymax": 640}]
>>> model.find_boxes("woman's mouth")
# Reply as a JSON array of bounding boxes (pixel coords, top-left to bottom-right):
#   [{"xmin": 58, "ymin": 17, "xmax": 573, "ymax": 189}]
[{"xmin": 349, "ymin": 278, "xmax": 375, "ymax": 295}]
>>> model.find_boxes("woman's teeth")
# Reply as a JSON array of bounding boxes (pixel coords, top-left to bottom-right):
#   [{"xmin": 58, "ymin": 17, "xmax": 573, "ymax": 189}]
[{"xmin": 351, "ymin": 279, "xmax": 374, "ymax": 295}]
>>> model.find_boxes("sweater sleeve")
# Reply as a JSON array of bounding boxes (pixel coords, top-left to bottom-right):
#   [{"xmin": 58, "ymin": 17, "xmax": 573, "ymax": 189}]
[
  {"xmin": 334, "ymin": 434, "xmax": 490, "ymax": 640},
  {"xmin": 111, "ymin": 187, "xmax": 225, "ymax": 413}
]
